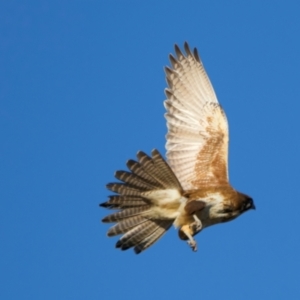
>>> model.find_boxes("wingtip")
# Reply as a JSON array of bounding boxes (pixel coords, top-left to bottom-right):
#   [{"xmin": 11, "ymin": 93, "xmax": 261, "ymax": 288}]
[
  {"xmin": 164, "ymin": 65, "xmax": 173, "ymax": 76},
  {"xmin": 184, "ymin": 41, "xmax": 192, "ymax": 56},
  {"xmin": 193, "ymin": 47, "xmax": 201, "ymax": 62},
  {"xmin": 164, "ymin": 88, "xmax": 173, "ymax": 98},
  {"xmin": 174, "ymin": 43, "xmax": 184, "ymax": 59},
  {"xmin": 169, "ymin": 54, "xmax": 178, "ymax": 68},
  {"xmin": 174, "ymin": 43, "xmax": 180, "ymax": 51}
]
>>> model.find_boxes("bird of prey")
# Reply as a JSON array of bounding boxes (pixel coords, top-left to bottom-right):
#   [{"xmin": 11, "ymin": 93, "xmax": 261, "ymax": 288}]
[{"xmin": 100, "ymin": 42, "xmax": 255, "ymax": 254}]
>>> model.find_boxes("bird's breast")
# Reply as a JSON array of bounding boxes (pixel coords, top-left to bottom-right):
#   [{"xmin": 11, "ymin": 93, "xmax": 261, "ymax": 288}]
[
  {"xmin": 197, "ymin": 196, "xmax": 227, "ymax": 227},
  {"xmin": 174, "ymin": 190, "xmax": 232, "ymax": 228}
]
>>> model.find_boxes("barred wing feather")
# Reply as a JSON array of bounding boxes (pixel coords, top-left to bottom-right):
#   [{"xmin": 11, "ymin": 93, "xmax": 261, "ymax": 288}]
[{"xmin": 165, "ymin": 42, "xmax": 229, "ymax": 190}]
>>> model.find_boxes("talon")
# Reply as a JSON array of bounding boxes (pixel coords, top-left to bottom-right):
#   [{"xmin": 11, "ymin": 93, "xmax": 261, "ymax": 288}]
[
  {"xmin": 187, "ymin": 239, "xmax": 197, "ymax": 252},
  {"xmin": 180, "ymin": 224, "xmax": 199, "ymax": 252}
]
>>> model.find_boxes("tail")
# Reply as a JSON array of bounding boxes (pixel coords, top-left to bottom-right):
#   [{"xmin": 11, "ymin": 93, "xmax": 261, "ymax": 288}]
[{"xmin": 100, "ymin": 149, "xmax": 183, "ymax": 254}]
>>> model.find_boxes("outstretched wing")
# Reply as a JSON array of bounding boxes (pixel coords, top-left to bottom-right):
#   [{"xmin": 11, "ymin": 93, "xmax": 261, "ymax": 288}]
[{"xmin": 164, "ymin": 42, "xmax": 229, "ymax": 190}]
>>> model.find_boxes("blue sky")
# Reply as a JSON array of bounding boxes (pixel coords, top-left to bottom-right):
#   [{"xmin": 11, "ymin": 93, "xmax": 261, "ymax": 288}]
[{"xmin": 1, "ymin": 1, "xmax": 300, "ymax": 299}]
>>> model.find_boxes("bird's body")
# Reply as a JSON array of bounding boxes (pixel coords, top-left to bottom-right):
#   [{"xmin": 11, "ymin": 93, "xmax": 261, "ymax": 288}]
[
  {"xmin": 100, "ymin": 42, "xmax": 255, "ymax": 253},
  {"xmin": 177, "ymin": 186, "xmax": 238, "ymax": 229}
]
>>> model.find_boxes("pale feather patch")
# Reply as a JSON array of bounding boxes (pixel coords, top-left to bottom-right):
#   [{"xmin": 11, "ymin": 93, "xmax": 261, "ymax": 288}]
[
  {"xmin": 142, "ymin": 188, "xmax": 182, "ymax": 205},
  {"xmin": 141, "ymin": 189, "xmax": 187, "ymax": 219},
  {"xmin": 165, "ymin": 43, "xmax": 229, "ymax": 190}
]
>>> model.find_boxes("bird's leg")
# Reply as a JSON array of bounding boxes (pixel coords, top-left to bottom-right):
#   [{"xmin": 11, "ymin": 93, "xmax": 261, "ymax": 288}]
[
  {"xmin": 180, "ymin": 225, "xmax": 197, "ymax": 252},
  {"xmin": 189, "ymin": 214, "xmax": 202, "ymax": 234},
  {"xmin": 186, "ymin": 233, "xmax": 197, "ymax": 252}
]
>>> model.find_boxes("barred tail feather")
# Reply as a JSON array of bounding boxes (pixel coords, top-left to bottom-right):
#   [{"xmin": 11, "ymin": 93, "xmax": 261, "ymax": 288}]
[
  {"xmin": 107, "ymin": 216, "xmax": 147, "ymax": 237},
  {"xmin": 134, "ymin": 221, "xmax": 173, "ymax": 254},
  {"xmin": 116, "ymin": 219, "xmax": 172, "ymax": 251},
  {"xmin": 100, "ymin": 149, "xmax": 183, "ymax": 254},
  {"xmin": 102, "ymin": 205, "xmax": 152, "ymax": 223},
  {"xmin": 100, "ymin": 195, "xmax": 150, "ymax": 209}
]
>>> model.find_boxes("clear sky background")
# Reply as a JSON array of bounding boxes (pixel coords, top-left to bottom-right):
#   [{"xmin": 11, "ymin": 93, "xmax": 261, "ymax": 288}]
[{"xmin": 1, "ymin": 1, "xmax": 300, "ymax": 299}]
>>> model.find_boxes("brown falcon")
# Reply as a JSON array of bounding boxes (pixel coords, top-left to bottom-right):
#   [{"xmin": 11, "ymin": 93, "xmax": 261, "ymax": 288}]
[{"xmin": 100, "ymin": 42, "xmax": 255, "ymax": 254}]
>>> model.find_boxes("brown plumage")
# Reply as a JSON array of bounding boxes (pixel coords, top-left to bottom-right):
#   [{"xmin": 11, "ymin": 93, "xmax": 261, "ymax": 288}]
[
  {"xmin": 100, "ymin": 150, "xmax": 181, "ymax": 254},
  {"xmin": 100, "ymin": 42, "xmax": 255, "ymax": 254}
]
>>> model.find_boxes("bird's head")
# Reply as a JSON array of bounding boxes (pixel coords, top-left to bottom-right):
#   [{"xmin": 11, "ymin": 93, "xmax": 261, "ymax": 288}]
[
  {"xmin": 237, "ymin": 192, "xmax": 255, "ymax": 213},
  {"xmin": 217, "ymin": 192, "xmax": 255, "ymax": 222}
]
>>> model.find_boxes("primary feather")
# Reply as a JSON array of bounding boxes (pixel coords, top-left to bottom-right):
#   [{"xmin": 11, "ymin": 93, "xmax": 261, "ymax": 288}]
[{"xmin": 165, "ymin": 42, "xmax": 229, "ymax": 190}]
